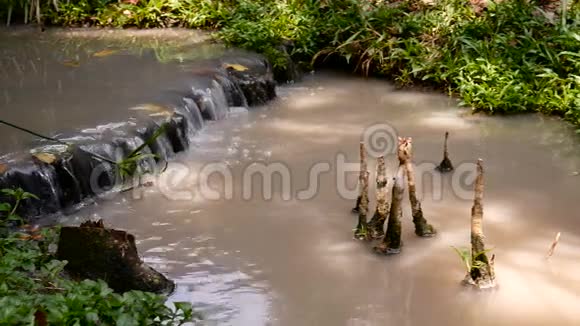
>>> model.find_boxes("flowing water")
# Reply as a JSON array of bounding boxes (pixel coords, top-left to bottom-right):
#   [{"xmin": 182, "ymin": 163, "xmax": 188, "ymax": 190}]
[
  {"xmin": 61, "ymin": 75, "xmax": 580, "ymax": 325},
  {"xmin": 3, "ymin": 29, "xmax": 580, "ymax": 326},
  {"xmin": 0, "ymin": 27, "xmax": 219, "ymax": 152}
]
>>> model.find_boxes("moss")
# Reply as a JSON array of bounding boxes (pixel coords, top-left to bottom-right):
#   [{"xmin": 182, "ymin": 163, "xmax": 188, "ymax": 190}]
[
  {"xmin": 412, "ymin": 209, "xmax": 436, "ymax": 237},
  {"xmin": 368, "ymin": 211, "xmax": 386, "ymax": 240}
]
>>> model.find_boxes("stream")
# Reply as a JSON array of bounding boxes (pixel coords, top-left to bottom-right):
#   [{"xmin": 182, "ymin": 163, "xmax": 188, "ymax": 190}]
[{"xmin": 2, "ymin": 28, "xmax": 580, "ymax": 326}]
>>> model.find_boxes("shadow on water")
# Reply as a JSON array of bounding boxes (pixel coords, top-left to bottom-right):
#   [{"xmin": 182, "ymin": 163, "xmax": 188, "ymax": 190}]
[
  {"xmin": 54, "ymin": 72, "xmax": 580, "ymax": 325},
  {"xmin": 2, "ymin": 27, "xmax": 578, "ymax": 325}
]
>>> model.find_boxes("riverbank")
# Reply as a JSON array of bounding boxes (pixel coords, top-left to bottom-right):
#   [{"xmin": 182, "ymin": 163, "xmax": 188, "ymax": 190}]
[
  {"xmin": 3, "ymin": 0, "xmax": 580, "ymax": 126},
  {"xmin": 0, "ymin": 223, "xmax": 196, "ymax": 324}
]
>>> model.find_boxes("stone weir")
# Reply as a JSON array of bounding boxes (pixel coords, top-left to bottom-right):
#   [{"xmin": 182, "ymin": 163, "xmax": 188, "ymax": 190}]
[{"xmin": 0, "ymin": 52, "xmax": 277, "ymax": 219}]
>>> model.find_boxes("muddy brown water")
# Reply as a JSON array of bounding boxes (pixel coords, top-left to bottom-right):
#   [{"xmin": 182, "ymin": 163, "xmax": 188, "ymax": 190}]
[
  {"xmin": 2, "ymin": 29, "xmax": 580, "ymax": 326},
  {"xmin": 0, "ymin": 27, "xmax": 217, "ymax": 152},
  {"xmin": 60, "ymin": 75, "xmax": 580, "ymax": 325}
]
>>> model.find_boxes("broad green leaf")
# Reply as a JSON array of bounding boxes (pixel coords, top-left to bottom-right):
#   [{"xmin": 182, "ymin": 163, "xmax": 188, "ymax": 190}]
[{"xmin": 0, "ymin": 203, "xmax": 11, "ymax": 212}]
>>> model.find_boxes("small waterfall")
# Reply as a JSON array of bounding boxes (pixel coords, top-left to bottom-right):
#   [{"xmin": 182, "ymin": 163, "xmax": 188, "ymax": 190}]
[
  {"xmin": 215, "ymin": 73, "xmax": 248, "ymax": 108},
  {"xmin": 0, "ymin": 52, "xmax": 278, "ymax": 219},
  {"xmin": 192, "ymin": 88, "xmax": 219, "ymax": 121},
  {"xmin": 209, "ymin": 80, "xmax": 230, "ymax": 120}
]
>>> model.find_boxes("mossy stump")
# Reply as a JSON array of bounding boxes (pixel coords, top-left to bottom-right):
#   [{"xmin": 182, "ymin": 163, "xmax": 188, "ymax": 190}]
[
  {"xmin": 57, "ymin": 220, "xmax": 174, "ymax": 294},
  {"xmin": 436, "ymin": 131, "xmax": 454, "ymax": 173},
  {"xmin": 462, "ymin": 159, "xmax": 496, "ymax": 289},
  {"xmin": 374, "ymin": 168, "xmax": 404, "ymax": 255},
  {"xmin": 368, "ymin": 156, "xmax": 389, "ymax": 239},
  {"xmin": 398, "ymin": 137, "xmax": 436, "ymax": 237},
  {"xmin": 354, "ymin": 142, "xmax": 370, "ymax": 240}
]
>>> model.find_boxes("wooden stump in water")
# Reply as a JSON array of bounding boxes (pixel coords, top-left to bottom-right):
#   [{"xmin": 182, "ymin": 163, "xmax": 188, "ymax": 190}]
[
  {"xmin": 436, "ymin": 131, "xmax": 454, "ymax": 173},
  {"xmin": 398, "ymin": 137, "xmax": 436, "ymax": 237},
  {"xmin": 463, "ymin": 159, "xmax": 496, "ymax": 289},
  {"xmin": 354, "ymin": 143, "xmax": 370, "ymax": 240},
  {"xmin": 368, "ymin": 156, "xmax": 389, "ymax": 239},
  {"xmin": 352, "ymin": 142, "xmax": 365, "ymax": 214},
  {"xmin": 57, "ymin": 220, "xmax": 174, "ymax": 294},
  {"xmin": 374, "ymin": 167, "xmax": 404, "ymax": 255}
]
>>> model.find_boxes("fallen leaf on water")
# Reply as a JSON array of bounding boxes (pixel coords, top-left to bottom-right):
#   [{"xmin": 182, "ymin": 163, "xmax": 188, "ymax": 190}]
[
  {"xmin": 0, "ymin": 163, "xmax": 7, "ymax": 174},
  {"xmin": 149, "ymin": 112, "xmax": 172, "ymax": 118},
  {"xmin": 129, "ymin": 104, "xmax": 172, "ymax": 117},
  {"xmin": 93, "ymin": 49, "xmax": 117, "ymax": 58},
  {"xmin": 223, "ymin": 63, "xmax": 249, "ymax": 72},
  {"xmin": 62, "ymin": 60, "xmax": 80, "ymax": 68},
  {"xmin": 33, "ymin": 153, "xmax": 57, "ymax": 164}
]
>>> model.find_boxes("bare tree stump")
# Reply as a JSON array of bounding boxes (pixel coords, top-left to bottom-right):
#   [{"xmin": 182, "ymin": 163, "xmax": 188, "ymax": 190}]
[
  {"xmin": 436, "ymin": 131, "xmax": 454, "ymax": 172},
  {"xmin": 368, "ymin": 156, "xmax": 389, "ymax": 239},
  {"xmin": 398, "ymin": 137, "xmax": 436, "ymax": 237},
  {"xmin": 57, "ymin": 220, "xmax": 174, "ymax": 294},
  {"xmin": 352, "ymin": 142, "xmax": 365, "ymax": 214},
  {"xmin": 354, "ymin": 143, "xmax": 370, "ymax": 240},
  {"xmin": 463, "ymin": 159, "xmax": 496, "ymax": 289},
  {"xmin": 374, "ymin": 167, "xmax": 404, "ymax": 255}
]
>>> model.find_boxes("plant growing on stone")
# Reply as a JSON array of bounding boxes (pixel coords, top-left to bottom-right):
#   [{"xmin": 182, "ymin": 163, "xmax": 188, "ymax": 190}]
[{"xmin": 116, "ymin": 123, "xmax": 168, "ymax": 183}]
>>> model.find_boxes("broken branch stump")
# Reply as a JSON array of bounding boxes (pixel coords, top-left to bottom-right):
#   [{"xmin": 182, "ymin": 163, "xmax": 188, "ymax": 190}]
[
  {"xmin": 436, "ymin": 131, "xmax": 454, "ymax": 172},
  {"xmin": 374, "ymin": 166, "xmax": 404, "ymax": 255},
  {"xmin": 464, "ymin": 159, "xmax": 496, "ymax": 289},
  {"xmin": 354, "ymin": 143, "xmax": 370, "ymax": 240},
  {"xmin": 398, "ymin": 137, "xmax": 436, "ymax": 237},
  {"xmin": 57, "ymin": 220, "xmax": 174, "ymax": 294},
  {"xmin": 368, "ymin": 156, "xmax": 389, "ymax": 239}
]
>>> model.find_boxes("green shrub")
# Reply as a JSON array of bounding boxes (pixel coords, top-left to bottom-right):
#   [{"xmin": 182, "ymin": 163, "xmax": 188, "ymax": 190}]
[
  {"xmin": 0, "ymin": 227, "xmax": 196, "ymax": 325},
  {"xmin": 2, "ymin": 0, "xmax": 580, "ymax": 125},
  {"xmin": 0, "ymin": 188, "xmax": 196, "ymax": 325}
]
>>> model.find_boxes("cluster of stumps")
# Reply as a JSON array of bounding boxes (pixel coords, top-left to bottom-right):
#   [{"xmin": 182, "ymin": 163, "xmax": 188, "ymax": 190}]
[{"xmin": 352, "ymin": 132, "xmax": 496, "ymax": 289}]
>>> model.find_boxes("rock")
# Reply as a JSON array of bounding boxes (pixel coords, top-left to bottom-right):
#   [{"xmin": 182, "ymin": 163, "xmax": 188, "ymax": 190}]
[{"xmin": 0, "ymin": 51, "xmax": 279, "ymax": 220}]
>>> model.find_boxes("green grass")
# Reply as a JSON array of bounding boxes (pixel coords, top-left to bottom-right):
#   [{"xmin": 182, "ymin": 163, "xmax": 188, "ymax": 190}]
[
  {"xmin": 3, "ymin": 0, "xmax": 580, "ymax": 125},
  {"xmin": 0, "ymin": 189, "xmax": 197, "ymax": 324}
]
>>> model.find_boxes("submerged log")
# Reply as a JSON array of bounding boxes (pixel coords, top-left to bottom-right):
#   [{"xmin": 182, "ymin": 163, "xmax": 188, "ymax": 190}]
[
  {"xmin": 374, "ymin": 167, "xmax": 404, "ymax": 255},
  {"xmin": 398, "ymin": 137, "xmax": 436, "ymax": 237},
  {"xmin": 368, "ymin": 156, "xmax": 389, "ymax": 239},
  {"xmin": 354, "ymin": 142, "xmax": 370, "ymax": 240},
  {"xmin": 436, "ymin": 131, "xmax": 454, "ymax": 172},
  {"xmin": 464, "ymin": 159, "xmax": 496, "ymax": 289},
  {"xmin": 57, "ymin": 220, "xmax": 174, "ymax": 294}
]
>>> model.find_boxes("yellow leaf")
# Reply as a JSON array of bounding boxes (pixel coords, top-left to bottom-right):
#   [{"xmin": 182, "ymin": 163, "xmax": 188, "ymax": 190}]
[
  {"xmin": 223, "ymin": 63, "xmax": 249, "ymax": 72},
  {"xmin": 0, "ymin": 163, "xmax": 7, "ymax": 174},
  {"xmin": 93, "ymin": 49, "xmax": 117, "ymax": 58},
  {"xmin": 33, "ymin": 153, "xmax": 57, "ymax": 164},
  {"xmin": 129, "ymin": 104, "xmax": 172, "ymax": 117},
  {"xmin": 62, "ymin": 60, "xmax": 80, "ymax": 68}
]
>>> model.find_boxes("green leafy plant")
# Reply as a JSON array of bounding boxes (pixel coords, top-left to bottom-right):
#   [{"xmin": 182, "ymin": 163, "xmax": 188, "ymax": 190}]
[
  {"xmin": 451, "ymin": 246, "xmax": 494, "ymax": 274},
  {"xmin": 0, "ymin": 228, "xmax": 199, "ymax": 325},
  {"xmin": 4, "ymin": 0, "xmax": 580, "ymax": 126},
  {"xmin": 116, "ymin": 123, "xmax": 167, "ymax": 183},
  {"xmin": 0, "ymin": 188, "xmax": 38, "ymax": 227}
]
